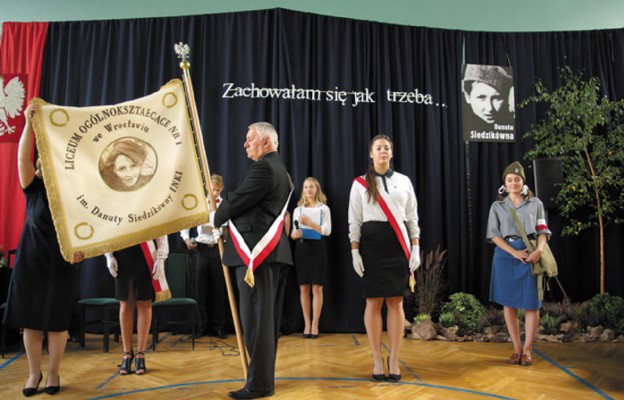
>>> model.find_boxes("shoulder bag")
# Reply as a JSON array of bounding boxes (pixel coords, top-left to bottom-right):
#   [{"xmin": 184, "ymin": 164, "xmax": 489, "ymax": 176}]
[{"xmin": 508, "ymin": 207, "xmax": 558, "ymax": 300}]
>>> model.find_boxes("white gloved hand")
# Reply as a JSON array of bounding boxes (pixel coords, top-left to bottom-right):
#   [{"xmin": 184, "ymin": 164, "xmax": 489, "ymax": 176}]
[
  {"xmin": 209, "ymin": 211, "xmax": 216, "ymax": 228},
  {"xmin": 409, "ymin": 245, "xmax": 421, "ymax": 273},
  {"xmin": 105, "ymin": 253, "xmax": 118, "ymax": 278},
  {"xmin": 351, "ymin": 249, "xmax": 364, "ymax": 278},
  {"xmin": 212, "ymin": 228, "xmax": 221, "ymax": 243},
  {"xmin": 152, "ymin": 257, "xmax": 166, "ymax": 280}
]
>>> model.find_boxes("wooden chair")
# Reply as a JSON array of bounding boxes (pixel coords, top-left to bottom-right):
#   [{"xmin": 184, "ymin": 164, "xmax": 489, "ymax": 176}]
[{"xmin": 151, "ymin": 252, "xmax": 198, "ymax": 351}]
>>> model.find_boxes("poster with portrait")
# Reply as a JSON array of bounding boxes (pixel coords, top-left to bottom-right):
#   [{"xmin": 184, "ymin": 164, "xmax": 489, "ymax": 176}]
[
  {"xmin": 461, "ymin": 64, "xmax": 515, "ymax": 142},
  {"xmin": 31, "ymin": 79, "xmax": 210, "ymax": 261}
]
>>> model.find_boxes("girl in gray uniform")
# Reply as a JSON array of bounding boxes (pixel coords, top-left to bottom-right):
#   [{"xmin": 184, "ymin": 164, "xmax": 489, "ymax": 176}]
[{"xmin": 486, "ymin": 161, "xmax": 551, "ymax": 366}]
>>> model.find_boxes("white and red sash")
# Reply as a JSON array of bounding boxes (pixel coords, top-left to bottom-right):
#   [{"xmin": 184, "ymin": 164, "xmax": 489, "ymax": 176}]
[
  {"xmin": 355, "ymin": 176, "xmax": 410, "ymax": 260},
  {"xmin": 228, "ymin": 189, "xmax": 293, "ymax": 287},
  {"xmin": 355, "ymin": 176, "xmax": 416, "ymax": 291},
  {"xmin": 139, "ymin": 241, "xmax": 171, "ymax": 302}
]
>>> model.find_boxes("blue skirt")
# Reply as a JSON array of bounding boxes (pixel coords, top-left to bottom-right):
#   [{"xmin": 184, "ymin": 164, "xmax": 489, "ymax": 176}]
[{"xmin": 489, "ymin": 238, "xmax": 541, "ymax": 310}]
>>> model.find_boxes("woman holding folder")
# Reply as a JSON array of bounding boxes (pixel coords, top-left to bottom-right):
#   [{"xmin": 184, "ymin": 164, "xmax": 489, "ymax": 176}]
[{"xmin": 290, "ymin": 177, "xmax": 332, "ymax": 339}]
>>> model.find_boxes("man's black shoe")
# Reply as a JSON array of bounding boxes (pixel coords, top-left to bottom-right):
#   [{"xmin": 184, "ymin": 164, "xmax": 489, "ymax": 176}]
[
  {"xmin": 227, "ymin": 388, "xmax": 274, "ymax": 399},
  {"xmin": 216, "ymin": 329, "xmax": 228, "ymax": 339}
]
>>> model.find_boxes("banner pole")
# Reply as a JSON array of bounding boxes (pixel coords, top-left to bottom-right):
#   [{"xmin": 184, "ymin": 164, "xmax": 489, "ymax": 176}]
[{"xmin": 175, "ymin": 43, "xmax": 248, "ymax": 379}]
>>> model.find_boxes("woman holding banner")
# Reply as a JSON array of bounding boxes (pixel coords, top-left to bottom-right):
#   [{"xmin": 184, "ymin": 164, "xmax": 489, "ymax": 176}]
[
  {"xmin": 105, "ymin": 237, "xmax": 167, "ymax": 375},
  {"xmin": 4, "ymin": 103, "xmax": 84, "ymax": 397},
  {"xmin": 290, "ymin": 177, "xmax": 332, "ymax": 339},
  {"xmin": 348, "ymin": 134, "xmax": 420, "ymax": 382}
]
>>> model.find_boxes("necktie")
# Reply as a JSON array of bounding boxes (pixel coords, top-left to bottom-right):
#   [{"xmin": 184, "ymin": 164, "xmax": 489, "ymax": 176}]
[{"xmin": 374, "ymin": 168, "xmax": 394, "ymax": 193}]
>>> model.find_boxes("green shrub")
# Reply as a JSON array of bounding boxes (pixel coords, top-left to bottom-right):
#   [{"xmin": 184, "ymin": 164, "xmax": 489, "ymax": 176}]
[
  {"xmin": 586, "ymin": 293, "xmax": 624, "ymax": 333},
  {"xmin": 438, "ymin": 312, "xmax": 458, "ymax": 328},
  {"xmin": 542, "ymin": 301, "xmax": 570, "ymax": 320},
  {"xmin": 440, "ymin": 292, "xmax": 486, "ymax": 333},
  {"xmin": 540, "ymin": 313, "xmax": 568, "ymax": 334},
  {"xmin": 414, "ymin": 313, "xmax": 432, "ymax": 324},
  {"xmin": 478, "ymin": 307, "xmax": 505, "ymax": 328}
]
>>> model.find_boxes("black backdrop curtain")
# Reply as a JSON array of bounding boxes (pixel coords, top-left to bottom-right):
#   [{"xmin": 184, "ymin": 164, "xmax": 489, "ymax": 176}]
[{"xmin": 38, "ymin": 9, "xmax": 624, "ymax": 333}]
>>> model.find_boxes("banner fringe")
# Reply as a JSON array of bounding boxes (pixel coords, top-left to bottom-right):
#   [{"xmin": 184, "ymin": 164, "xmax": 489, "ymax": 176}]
[{"xmin": 155, "ymin": 289, "xmax": 172, "ymax": 302}]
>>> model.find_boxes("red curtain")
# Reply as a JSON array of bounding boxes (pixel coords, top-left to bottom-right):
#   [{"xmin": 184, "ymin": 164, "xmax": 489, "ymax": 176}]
[{"xmin": 0, "ymin": 22, "xmax": 48, "ymax": 262}]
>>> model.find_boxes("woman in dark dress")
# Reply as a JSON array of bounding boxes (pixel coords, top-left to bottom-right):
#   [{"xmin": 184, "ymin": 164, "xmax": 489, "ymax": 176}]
[
  {"xmin": 348, "ymin": 134, "xmax": 421, "ymax": 382},
  {"xmin": 290, "ymin": 177, "xmax": 332, "ymax": 339},
  {"xmin": 4, "ymin": 103, "xmax": 84, "ymax": 397}
]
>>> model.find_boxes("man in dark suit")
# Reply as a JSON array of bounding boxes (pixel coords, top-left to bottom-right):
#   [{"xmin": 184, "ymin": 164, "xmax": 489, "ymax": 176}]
[{"xmin": 214, "ymin": 122, "xmax": 293, "ymax": 400}]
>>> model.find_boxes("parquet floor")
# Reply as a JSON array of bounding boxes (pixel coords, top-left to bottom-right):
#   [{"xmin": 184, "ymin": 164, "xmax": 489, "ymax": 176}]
[{"xmin": 0, "ymin": 331, "xmax": 622, "ymax": 399}]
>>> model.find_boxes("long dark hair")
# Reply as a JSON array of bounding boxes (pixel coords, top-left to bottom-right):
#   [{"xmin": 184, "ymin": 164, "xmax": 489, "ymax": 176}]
[{"xmin": 364, "ymin": 134, "xmax": 393, "ymax": 204}]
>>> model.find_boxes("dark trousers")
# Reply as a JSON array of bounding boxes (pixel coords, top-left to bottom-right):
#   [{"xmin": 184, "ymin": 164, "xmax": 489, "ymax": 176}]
[
  {"xmin": 235, "ymin": 262, "xmax": 289, "ymax": 392},
  {"xmin": 190, "ymin": 244, "xmax": 227, "ymax": 331}
]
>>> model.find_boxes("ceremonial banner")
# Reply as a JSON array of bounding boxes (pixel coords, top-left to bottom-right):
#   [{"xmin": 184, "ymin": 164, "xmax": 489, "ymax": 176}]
[{"xmin": 31, "ymin": 79, "xmax": 209, "ymax": 261}]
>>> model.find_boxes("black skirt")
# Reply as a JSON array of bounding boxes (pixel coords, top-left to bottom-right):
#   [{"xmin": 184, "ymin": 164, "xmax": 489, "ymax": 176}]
[
  {"xmin": 360, "ymin": 221, "xmax": 409, "ymax": 298},
  {"xmin": 294, "ymin": 237, "xmax": 328, "ymax": 285},
  {"xmin": 114, "ymin": 244, "xmax": 155, "ymax": 301}
]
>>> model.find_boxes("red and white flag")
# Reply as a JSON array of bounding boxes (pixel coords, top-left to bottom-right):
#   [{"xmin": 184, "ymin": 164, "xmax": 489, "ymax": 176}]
[{"xmin": 0, "ymin": 22, "xmax": 48, "ymax": 258}]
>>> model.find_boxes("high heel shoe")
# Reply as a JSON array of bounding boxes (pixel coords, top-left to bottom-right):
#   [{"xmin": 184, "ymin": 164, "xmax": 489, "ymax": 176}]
[
  {"xmin": 371, "ymin": 371, "xmax": 385, "ymax": 381},
  {"xmin": 135, "ymin": 351, "xmax": 147, "ymax": 375},
  {"xmin": 387, "ymin": 358, "xmax": 401, "ymax": 382},
  {"xmin": 22, "ymin": 373, "xmax": 42, "ymax": 397},
  {"xmin": 119, "ymin": 350, "xmax": 134, "ymax": 375},
  {"xmin": 44, "ymin": 376, "xmax": 61, "ymax": 395},
  {"xmin": 371, "ymin": 359, "xmax": 385, "ymax": 381}
]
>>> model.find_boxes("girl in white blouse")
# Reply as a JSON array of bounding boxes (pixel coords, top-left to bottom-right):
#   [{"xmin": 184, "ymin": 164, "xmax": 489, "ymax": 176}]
[
  {"xmin": 348, "ymin": 134, "xmax": 420, "ymax": 382},
  {"xmin": 291, "ymin": 177, "xmax": 332, "ymax": 339}
]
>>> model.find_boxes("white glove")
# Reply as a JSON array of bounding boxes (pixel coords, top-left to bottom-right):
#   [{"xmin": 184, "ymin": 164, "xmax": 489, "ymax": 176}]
[
  {"xmin": 351, "ymin": 249, "xmax": 364, "ymax": 278},
  {"xmin": 212, "ymin": 228, "xmax": 221, "ymax": 243},
  {"xmin": 152, "ymin": 257, "xmax": 165, "ymax": 280},
  {"xmin": 409, "ymin": 245, "xmax": 421, "ymax": 273},
  {"xmin": 209, "ymin": 211, "xmax": 216, "ymax": 228},
  {"xmin": 105, "ymin": 253, "xmax": 118, "ymax": 278},
  {"xmin": 152, "ymin": 235, "xmax": 168, "ymax": 280}
]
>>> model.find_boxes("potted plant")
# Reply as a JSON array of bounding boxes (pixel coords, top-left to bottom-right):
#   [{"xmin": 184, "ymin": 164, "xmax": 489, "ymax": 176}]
[{"xmin": 407, "ymin": 246, "xmax": 447, "ymax": 340}]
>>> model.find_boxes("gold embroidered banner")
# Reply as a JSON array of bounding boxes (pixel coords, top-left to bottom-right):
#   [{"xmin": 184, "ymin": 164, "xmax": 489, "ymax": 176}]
[{"xmin": 31, "ymin": 79, "xmax": 209, "ymax": 261}]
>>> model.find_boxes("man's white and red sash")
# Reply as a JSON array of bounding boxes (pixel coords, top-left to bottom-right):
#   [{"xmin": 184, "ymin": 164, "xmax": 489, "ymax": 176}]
[
  {"xmin": 228, "ymin": 189, "xmax": 293, "ymax": 287},
  {"xmin": 139, "ymin": 241, "xmax": 171, "ymax": 302}
]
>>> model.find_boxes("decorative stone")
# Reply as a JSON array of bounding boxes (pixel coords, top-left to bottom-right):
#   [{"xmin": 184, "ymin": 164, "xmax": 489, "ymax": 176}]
[
  {"xmin": 536, "ymin": 333, "xmax": 562, "ymax": 342},
  {"xmin": 440, "ymin": 326, "xmax": 459, "ymax": 339},
  {"xmin": 559, "ymin": 321, "xmax": 579, "ymax": 334},
  {"xmin": 483, "ymin": 326, "xmax": 500, "ymax": 335},
  {"xmin": 411, "ymin": 318, "xmax": 437, "ymax": 340},
  {"xmin": 600, "ymin": 329, "xmax": 615, "ymax": 342},
  {"xmin": 587, "ymin": 325, "xmax": 604, "ymax": 336}
]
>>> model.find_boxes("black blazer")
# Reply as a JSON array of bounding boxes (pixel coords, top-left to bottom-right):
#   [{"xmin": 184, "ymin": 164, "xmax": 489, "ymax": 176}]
[{"xmin": 214, "ymin": 151, "xmax": 293, "ymax": 268}]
